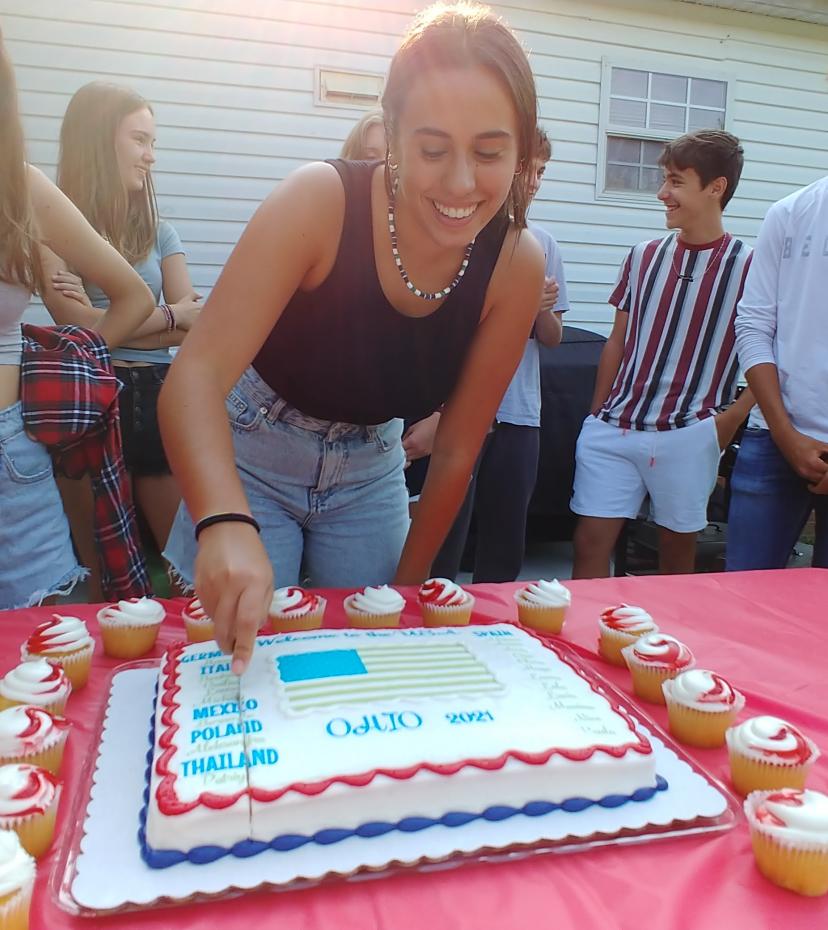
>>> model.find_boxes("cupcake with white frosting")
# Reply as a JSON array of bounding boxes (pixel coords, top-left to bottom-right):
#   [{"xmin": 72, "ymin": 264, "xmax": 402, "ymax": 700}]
[
  {"xmin": 662, "ymin": 669, "xmax": 745, "ymax": 748},
  {"xmin": 418, "ymin": 578, "xmax": 474, "ymax": 627},
  {"xmin": 344, "ymin": 585, "xmax": 405, "ymax": 629},
  {"xmin": 598, "ymin": 604, "xmax": 658, "ymax": 666},
  {"xmin": 0, "ymin": 764, "xmax": 60, "ymax": 860},
  {"xmin": 0, "ymin": 831, "xmax": 35, "ymax": 930},
  {"xmin": 744, "ymin": 788, "xmax": 828, "ymax": 897},
  {"xmin": 96, "ymin": 597, "xmax": 165, "ymax": 659},
  {"xmin": 0, "ymin": 661, "xmax": 72, "ymax": 717},
  {"xmin": 514, "ymin": 579, "xmax": 570, "ymax": 634},
  {"xmin": 0, "ymin": 707, "xmax": 70, "ymax": 776},
  {"xmin": 181, "ymin": 597, "xmax": 216, "ymax": 643},
  {"xmin": 726, "ymin": 715, "xmax": 819, "ymax": 796},
  {"xmin": 20, "ymin": 616, "xmax": 95, "ymax": 690},
  {"xmin": 621, "ymin": 633, "xmax": 695, "ymax": 705},
  {"xmin": 269, "ymin": 587, "xmax": 327, "ymax": 633}
]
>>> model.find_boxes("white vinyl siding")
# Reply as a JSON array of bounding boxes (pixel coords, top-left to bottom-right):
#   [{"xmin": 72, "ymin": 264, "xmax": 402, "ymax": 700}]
[{"xmin": 3, "ymin": 0, "xmax": 826, "ymax": 334}]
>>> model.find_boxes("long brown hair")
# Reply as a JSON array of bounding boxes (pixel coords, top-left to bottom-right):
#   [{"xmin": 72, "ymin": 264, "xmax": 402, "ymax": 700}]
[
  {"xmin": 58, "ymin": 82, "xmax": 158, "ymax": 265},
  {"xmin": 382, "ymin": 2, "xmax": 537, "ymax": 228},
  {"xmin": 0, "ymin": 27, "xmax": 43, "ymax": 292}
]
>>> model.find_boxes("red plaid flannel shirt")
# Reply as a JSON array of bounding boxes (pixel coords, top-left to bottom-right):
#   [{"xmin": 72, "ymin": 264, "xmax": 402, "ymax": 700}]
[{"xmin": 21, "ymin": 324, "xmax": 151, "ymax": 600}]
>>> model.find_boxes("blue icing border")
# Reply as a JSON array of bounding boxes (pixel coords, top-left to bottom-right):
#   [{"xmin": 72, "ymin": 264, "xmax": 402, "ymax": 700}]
[{"xmin": 139, "ymin": 699, "xmax": 668, "ymax": 869}]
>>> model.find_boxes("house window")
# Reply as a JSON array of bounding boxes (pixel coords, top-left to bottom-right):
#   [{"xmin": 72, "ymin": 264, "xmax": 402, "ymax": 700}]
[
  {"xmin": 598, "ymin": 62, "xmax": 729, "ymax": 200},
  {"xmin": 316, "ymin": 68, "xmax": 384, "ymax": 109}
]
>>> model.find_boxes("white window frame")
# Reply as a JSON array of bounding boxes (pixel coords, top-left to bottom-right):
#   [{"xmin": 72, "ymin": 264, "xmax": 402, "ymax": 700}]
[{"xmin": 596, "ymin": 56, "xmax": 735, "ymax": 206}]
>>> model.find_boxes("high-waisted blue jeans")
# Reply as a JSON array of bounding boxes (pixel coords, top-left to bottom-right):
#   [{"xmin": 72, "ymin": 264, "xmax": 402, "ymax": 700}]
[
  {"xmin": 164, "ymin": 367, "xmax": 409, "ymax": 590},
  {"xmin": 726, "ymin": 428, "xmax": 828, "ymax": 570}
]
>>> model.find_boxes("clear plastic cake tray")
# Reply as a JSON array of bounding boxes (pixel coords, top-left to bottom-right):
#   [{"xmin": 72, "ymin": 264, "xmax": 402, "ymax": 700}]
[{"xmin": 52, "ymin": 650, "xmax": 740, "ymax": 917}]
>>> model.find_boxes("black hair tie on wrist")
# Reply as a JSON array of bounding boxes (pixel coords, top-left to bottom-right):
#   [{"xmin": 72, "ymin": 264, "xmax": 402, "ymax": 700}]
[{"xmin": 194, "ymin": 512, "xmax": 261, "ymax": 541}]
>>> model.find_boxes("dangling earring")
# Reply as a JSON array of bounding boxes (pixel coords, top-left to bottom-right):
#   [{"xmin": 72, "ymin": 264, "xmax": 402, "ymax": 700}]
[{"xmin": 385, "ymin": 150, "xmax": 400, "ymax": 197}]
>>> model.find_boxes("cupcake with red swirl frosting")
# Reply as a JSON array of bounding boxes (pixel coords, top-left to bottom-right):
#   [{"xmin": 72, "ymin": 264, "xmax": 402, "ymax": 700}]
[
  {"xmin": 662, "ymin": 669, "xmax": 745, "ymax": 748},
  {"xmin": 598, "ymin": 605, "xmax": 658, "ymax": 667},
  {"xmin": 0, "ymin": 765, "xmax": 60, "ymax": 860},
  {"xmin": 621, "ymin": 633, "xmax": 695, "ymax": 704},
  {"xmin": 514, "ymin": 579, "xmax": 570, "ymax": 634},
  {"xmin": 344, "ymin": 585, "xmax": 405, "ymax": 629},
  {"xmin": 0, "ymin": 830, "xmax": 35, "ymax": 930},
  {"xmin": 744, "ymin": 788, "xmax": 828, "ymax": 897},
  {"xmin": 96, "ymin": 597, "xmax": 165, "ymax": 659},
  {"xmin": 20, "ymin": 615, "xmax": 94, "ymax": 690},
  {"xmin": 0, "ymin": 661, "xmax": 71, "ymax": 717},
  {"xmin": 269, "ymin": 587, "xmax": 327, "ymax": 633},
  {"xmin": 0, "ymin": 707, "xmax": 70, "ymax": 777},
  {"xmin": 178, "ymin": 597, "xmax": 214, "ymax": 643},
  {"xmin": 726, "ymin": 715, "xmax": 819, "ymax": 796},
  {"xmin": 418, "ymin": 578, "xmax": 474, "ymax": 627}
]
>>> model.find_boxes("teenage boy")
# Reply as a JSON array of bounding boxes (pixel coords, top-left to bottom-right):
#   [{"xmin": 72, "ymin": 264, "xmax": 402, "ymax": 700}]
[
  {"xmin": 727, "ymin": 175, "xmax": 828, "ymax": 570},
  {"xmin": 571, "ymin": 130, "xmax": 754, "ymax": 578},
  {"xmin": 404, "ymin": 128, "xmax": 568, "ymax": 581}
]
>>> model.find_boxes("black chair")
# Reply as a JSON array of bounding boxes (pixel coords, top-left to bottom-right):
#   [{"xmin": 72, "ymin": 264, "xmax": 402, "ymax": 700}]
[{"xmin": 528, "ymin": 325, "xmax": 607, "ymax": 540}]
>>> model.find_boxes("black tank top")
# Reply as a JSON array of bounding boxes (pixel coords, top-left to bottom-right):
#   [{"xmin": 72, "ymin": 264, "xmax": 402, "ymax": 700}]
[{"xmin": 253, "ymin": 159, "xmax": 509, "ymax": 425}]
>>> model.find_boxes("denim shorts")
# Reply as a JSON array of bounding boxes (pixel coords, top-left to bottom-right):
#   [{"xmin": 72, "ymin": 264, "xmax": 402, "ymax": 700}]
[
  {"xmin": 164, "ymin": 366, "xmax": 410, "ymax": 590},
  {"xmin": 0, "ymin": 401, "xmax": 88, "ymax": 609},
  {"xmin": 114, "ymin": 363, "xmax": 171, "ymax": 477}
]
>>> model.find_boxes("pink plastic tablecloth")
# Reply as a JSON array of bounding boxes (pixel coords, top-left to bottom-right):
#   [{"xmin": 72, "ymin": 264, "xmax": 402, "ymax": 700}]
[{"xmin": 3, "ymin": 569, "xmax": 827, "ymax": 929}]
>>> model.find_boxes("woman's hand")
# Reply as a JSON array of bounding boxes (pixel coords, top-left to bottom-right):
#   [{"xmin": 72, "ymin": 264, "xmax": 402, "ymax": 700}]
[
  {"xmin": 193, "ymin": 522, "xmax": 273, "ymax": 675},
  {"xmin": 402, "ymin": 412, "xmax": 441, "ymax": 465},
  {"xmin": 171, "ymin": 295, "xmax": 202, "ymax": 331},
  {"xmin": 51, "ymin": 270, "xmax": 93, "ymax": 308}
]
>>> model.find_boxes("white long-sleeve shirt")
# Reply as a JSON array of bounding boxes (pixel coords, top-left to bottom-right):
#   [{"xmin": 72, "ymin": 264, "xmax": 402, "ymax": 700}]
[{"xmin": 735, "ymin": 175, "xmax": 828, "ymax": 441}]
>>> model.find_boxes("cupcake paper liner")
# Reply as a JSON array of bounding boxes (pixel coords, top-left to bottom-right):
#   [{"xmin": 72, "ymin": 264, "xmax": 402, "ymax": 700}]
[
  {"xmin": 514, "ymin": 598, "xmax": 566, "ymax": 634},
  {"xmin": 0, "ymin": 789, "xmax": 60, "ymax": 860},
  {"xmin": 623, "ymin": 659, "xmax": 687, "ymax": 705},
  {"xmin": 421, "ymin": 598, "xmax": 474, "ymax": 628},
  {"xmin": 749, "ymin": 831, "xmax": 828, "ymax": 897},
  {"xmin": 727, "ymin": 747, "xmax": 813, "ymax": 796},
  {"xmin": 269, "ymin": 599, "xmax": 327, "ymax": 634},
  {"xmin": 744, "ymin": 792, "xmax": 828, "ymax": 896},
  {"xmin": 662, "ymin": 687, "xmax": 745, "ymax": 749},
  {"xmin": 96, "ymin": 611, "xmax": 163, "ymax": 660},
  {"xmin": 184, "ymin": 617, "xmax": 217, "ymax": 643},
  {"xmin": 0, "ymin": 693, "xmax": 69, "ymax": 717},
  {"xmin": 344, "ymin": 598, "xmax": 402, "ymax": 629},
  {"xmin": 598, "ymin": 624, "xmax": 652, "ymax": 666},
  {"xmin": 0, "ymin": 877, "xmax": 34, "ymax": 930}
]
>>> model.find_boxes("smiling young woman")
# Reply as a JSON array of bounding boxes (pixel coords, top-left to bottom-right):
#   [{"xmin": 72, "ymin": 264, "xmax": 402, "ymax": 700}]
[{"xmin": 158, "ymin": 1, "xmax": 546, "ymax": 672}]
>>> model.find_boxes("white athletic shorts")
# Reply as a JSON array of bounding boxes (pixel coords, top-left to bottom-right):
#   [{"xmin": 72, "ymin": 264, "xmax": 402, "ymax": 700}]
[{"xmin": 570, "ymin": 415, "xmax": 721, "ymax": 534}]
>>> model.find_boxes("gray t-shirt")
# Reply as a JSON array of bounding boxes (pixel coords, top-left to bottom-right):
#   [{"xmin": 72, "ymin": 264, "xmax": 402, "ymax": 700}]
[
  {"xmin": 85, "ymin": 219, "xmax": 184, "ymax": 365},
  {"xmin": 496, "ymin": 223, "xmax": 569, "ymax": 427}
]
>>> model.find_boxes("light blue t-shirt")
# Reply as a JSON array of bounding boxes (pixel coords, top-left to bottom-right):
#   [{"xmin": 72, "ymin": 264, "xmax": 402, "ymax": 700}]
[
  {"xmin": 85, "ymin": 219, "xmax": 184, "ymax": 365},
  {"xmin": 496, "ymin": 223, "xmax": 569, "ymax": 427}
]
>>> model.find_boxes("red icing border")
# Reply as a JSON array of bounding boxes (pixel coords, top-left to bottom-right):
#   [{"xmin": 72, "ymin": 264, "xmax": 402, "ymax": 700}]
[{"xmin": 154, "ymin": 623, "xmax": 653, "ymax": 817}]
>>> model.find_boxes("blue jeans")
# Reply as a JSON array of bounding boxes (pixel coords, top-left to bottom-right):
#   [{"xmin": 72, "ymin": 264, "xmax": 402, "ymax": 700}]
[
  {"xmin": 726, "ymin": 428, "xmax": 828, "ymax": 570},
  {"xmin": 164, "ymin": 367, "xmax": 410, "ymax": 590},
  {"xmin": 0, "ymin": 401, "xmax": 87, "ymax": 608}
]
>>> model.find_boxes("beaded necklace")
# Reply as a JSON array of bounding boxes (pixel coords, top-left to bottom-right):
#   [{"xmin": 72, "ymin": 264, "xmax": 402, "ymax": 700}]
[{"xmin": 387, "ymin": 198, "xmax": 476, "ymax": 301}]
